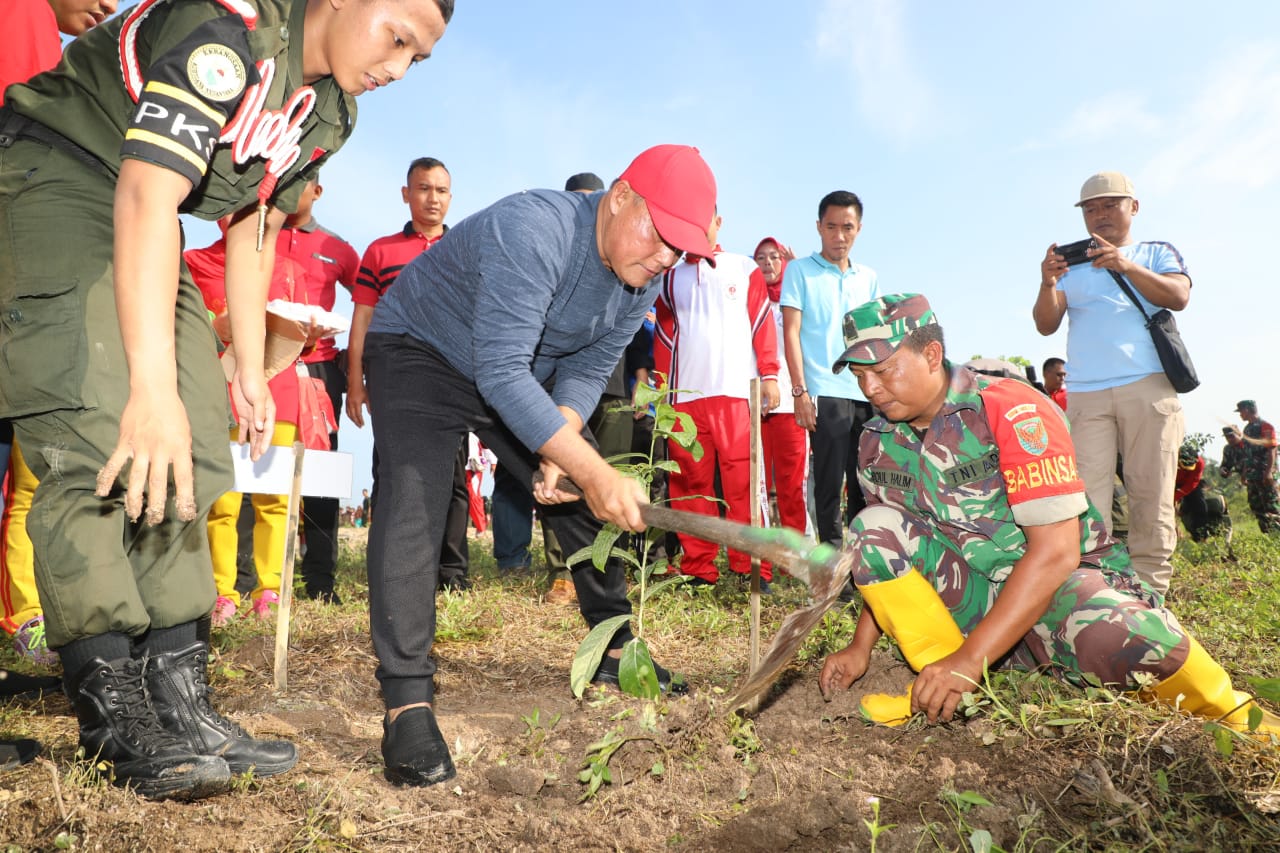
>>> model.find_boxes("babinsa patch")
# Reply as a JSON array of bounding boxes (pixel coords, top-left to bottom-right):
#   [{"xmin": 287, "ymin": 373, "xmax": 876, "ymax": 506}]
[
  {"xmin": 1013, "ymin": 417, "xmax": 1049, "ymax": 456},
  {"xmin": 187, "ymin": 44, "xmax": 247, "ymax": 101}
]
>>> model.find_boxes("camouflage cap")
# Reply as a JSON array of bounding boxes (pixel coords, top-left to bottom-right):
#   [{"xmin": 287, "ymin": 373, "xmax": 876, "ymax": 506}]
[
  {"xmin": 1235, "ymin": 399, "xmax": 1257, "ymax": 412},
  {"xmin": 832, "ymin": 293, "xmax": 937, "ymax": 372}
]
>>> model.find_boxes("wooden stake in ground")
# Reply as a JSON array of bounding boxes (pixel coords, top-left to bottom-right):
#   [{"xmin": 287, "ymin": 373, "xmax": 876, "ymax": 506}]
[
  {"xmin": 747, "ymin": 378, "xmax": 763, "ymax": 690},
  {"xmin": 273, "ymin": 441, "xmax": 306, "ymax": 693}
]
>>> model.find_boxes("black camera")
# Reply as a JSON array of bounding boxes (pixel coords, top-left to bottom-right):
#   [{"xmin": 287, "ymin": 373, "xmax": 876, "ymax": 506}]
[{"xmin": 1056, "ymin": 238, "xmax": 1096, "ymax": 267}]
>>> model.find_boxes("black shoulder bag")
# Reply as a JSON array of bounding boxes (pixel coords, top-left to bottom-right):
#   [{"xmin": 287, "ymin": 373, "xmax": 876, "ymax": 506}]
[{"xmin": 1107, "ymin": 270, "xmax": 1200, "ymax": 394}]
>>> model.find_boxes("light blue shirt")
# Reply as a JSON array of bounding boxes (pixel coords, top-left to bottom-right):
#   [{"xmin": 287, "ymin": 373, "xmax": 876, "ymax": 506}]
[
  {"xmin": 1056, "ymin": 241, "xmax": 1189, "ymax": 392},
  {"xmin": 779, "ymin": 252, "xmax": 880, "ymax": 400}
]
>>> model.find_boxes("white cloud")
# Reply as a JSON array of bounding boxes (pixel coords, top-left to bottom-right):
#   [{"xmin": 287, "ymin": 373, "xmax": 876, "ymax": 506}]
[
  {"xmin": 1060, "ymin": 91, "xmax": 1164, "ymax": 142},
  {"xmin": 816, "ymin": 0, "xmax": 936, "ymax": 140},
  {"xmin": 1143, "ymin": 41, "xmax": 1280, "ymax": 192}
]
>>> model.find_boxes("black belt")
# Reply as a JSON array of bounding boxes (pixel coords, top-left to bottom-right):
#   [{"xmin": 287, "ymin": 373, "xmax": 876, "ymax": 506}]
[{"xmin": 0, "ymin": 105, "xmax": 111, "ymax": 177}]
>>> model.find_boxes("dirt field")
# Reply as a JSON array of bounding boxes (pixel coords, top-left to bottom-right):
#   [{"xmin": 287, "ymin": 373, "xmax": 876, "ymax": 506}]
[{"xmin": 1, "ymin": 529, "xmax": 1277, "ymax": 852}]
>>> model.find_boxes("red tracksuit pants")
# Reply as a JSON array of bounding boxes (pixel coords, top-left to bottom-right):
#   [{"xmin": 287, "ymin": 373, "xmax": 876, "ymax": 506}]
[
  {"xmin": 666, "ymin": 396, "xmax": 770, "ymax": 582},
  {"xmin": 762, "ymin": 412, "xmax": 809, "ymax": 534}
]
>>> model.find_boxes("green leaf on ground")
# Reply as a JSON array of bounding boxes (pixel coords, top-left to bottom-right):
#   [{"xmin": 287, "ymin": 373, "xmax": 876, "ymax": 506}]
[
  {"xmin": 1246, "ymin": 676, "xmax": 1280, "ymax": 704},
  {"xmin": 619, "ymin": 637, "xmax": 660, "ymax": 700},
  {"xmin": 569, "ymin": 614, "xmax": 631, "ymax": 699}
]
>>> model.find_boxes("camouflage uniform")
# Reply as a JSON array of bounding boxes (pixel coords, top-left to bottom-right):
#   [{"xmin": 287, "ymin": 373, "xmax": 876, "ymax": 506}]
[
  {"xmin": 1241, "ymin": 419, "xmax": 1280, "ymax": 533},
  {"xmin": 851, "ymin": 366, "xmax": 1190, "ymax": 688},
  {"xmin": 1219, "ymin": 442, "xmax": 1247, "ymax": 482}
]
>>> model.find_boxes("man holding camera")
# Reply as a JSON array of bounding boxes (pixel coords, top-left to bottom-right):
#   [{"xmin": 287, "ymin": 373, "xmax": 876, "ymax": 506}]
[{"xmin": 1033, "ymin": 172, "xmax": 1190, "ymax": 602}]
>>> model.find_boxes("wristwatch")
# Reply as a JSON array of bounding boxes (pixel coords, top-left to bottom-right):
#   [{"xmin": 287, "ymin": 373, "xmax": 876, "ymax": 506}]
[{"xmin": 791, "ymin": 386, "xmax": 807, "ymax": 398}]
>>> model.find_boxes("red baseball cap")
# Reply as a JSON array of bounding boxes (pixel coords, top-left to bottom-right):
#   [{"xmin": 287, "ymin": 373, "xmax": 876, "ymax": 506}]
[{"xmin": 618, "ymin": 145, "xmax": 717, "ymax": 259}]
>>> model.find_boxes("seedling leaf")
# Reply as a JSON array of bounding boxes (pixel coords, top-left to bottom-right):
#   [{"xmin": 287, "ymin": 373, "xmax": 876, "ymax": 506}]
[{"xmin": 570, "ymin": 614, "xmax": 632, "ymax": 698}]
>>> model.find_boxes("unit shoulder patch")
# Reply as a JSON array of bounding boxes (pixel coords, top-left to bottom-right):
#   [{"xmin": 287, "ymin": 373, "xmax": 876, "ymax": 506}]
[
  {"xmin": 1013, "ymin": 416, "xmax": 1049, "ymax": 456},
  {"xmin": 187, "ymin": 44, "xmax": 247, "ymax": 102}
]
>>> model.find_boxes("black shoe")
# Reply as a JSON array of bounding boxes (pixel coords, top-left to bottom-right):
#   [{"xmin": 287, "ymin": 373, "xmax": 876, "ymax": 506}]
[
  {"xmin": 305, "ymin": 588, "xmax": 343, "ymax": 606},
  {"xmin": 0, "ymin": 669, "xmax": 61, "ymax": 698},
  {"xmin": 146, "ymin": 643, "xmax": 298, "ymax": 778},
  {"xmin": 591, "ymin": 654, "xmax": 689, "ymax": 696},
  {"xmin": 437, "ymin": 576, "xmax": 471, "ymax": 593},
  {"xmin": 0, "ymin": 738, "xmax": 39, "ymax": 771},
  {"xmin": 382, "ymin": 706, "xmax": 456, "ymax": 787},
  {"xmin": 69, "ymin": 657, "xmax": 231, "ymax": 801},
  {"xmin": 682, "ymin": 576, "xmax": 715, "ymax": 588}
]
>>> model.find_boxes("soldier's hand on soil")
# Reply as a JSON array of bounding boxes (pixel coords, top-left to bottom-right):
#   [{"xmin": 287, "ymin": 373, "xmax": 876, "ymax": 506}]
[
  {"xmin": 912, "ymin": 649, "xmax": 983, "ymax": 723},
  {"xmin": 97, "ymin": 388, "xmax": 197, "ymax": 525},
  {"xmin": 819, "ymin": 643, "xmax": 870, "ymax": 700}
]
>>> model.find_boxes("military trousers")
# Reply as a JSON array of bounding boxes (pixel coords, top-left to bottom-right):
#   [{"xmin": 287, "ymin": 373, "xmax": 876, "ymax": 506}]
[
  {"xmin": 0, "ymin": 138, "xmax": 230, "ymax": 648},
  {"xmin": 1245, "ymin": 479, "xmax": 1280, "ymax": 533},
  {"xmin": 850, "ymin": 504, "xmax": 1190, "ymax": 688}
]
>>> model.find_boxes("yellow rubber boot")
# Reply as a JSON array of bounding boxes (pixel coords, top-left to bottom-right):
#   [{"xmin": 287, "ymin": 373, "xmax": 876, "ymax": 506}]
[
  {"xmin": 857, "ymin": 570, "xmax": 965, "ymax": 726},
  {"xmin": 1145, "ymin": 635, "xmax": 1280, "ymax": 737}
]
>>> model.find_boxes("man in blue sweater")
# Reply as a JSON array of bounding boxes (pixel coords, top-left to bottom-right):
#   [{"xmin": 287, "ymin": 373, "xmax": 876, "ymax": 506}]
[{"xmin": 363, "ymin": 145, "xmax": 717, "ymax": 787}]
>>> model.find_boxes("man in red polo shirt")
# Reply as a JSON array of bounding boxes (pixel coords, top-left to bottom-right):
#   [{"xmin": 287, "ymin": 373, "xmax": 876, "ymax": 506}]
[
  {"xmin": 348, "ymin": 158, "xmax": 471, "ymax": 590},
  {"xmin": 276, "ymin": 177, "xmax": 359, "ymax": 603},
  {"xmin": 347, "ymin": 157, "xmax": 452, "ymax": 425}
]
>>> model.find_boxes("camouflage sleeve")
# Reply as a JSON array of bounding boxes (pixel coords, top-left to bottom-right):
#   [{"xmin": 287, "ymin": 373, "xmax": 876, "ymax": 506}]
[{"xmin": 980, "ymin": 377, "xmax": 1088, "ymax": 527}]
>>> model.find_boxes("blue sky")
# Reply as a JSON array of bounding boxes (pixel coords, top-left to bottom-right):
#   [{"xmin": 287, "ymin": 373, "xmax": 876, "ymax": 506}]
[{"xmin": 172, "ymin": 0, "xmax": 1280, "ymax": 502}]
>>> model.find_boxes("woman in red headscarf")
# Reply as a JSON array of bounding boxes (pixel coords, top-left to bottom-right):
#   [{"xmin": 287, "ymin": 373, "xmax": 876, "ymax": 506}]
[{"xmin": 752, "ymin": 237, "xmax": 810, "ymax": 537}]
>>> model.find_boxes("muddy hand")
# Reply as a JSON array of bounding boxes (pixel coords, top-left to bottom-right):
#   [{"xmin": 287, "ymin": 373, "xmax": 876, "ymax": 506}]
[{"xmin": 97, "ymin": 390, "xmax": 197, "ymax": 524}]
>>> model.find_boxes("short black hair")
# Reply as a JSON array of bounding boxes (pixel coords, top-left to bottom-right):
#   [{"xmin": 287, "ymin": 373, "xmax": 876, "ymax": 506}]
[
  {"xmin": 434, "ymin": 0, "xmax": 455, "ymax": 24},
  {"xmin": 818, "ymin": 190, "xmax": 863, "ymax": 221},
  {"xmin": 406, "ymin": 157, "xmax": 448, "ymax": 185},
  {"xmin": 1042, "ymin": 357, "xmax": 1065, "ymax": 374},
  {"xmin": 901, "ymin": 324, "xmax": 946, "ymax": 360},
  {"xmin": 565, "ymin": 172, "xmax": 604, "ymax": 192}
]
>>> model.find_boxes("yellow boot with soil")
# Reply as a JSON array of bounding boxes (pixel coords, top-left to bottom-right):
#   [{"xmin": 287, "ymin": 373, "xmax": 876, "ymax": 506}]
[
  {"xmin": 857, "ymin": 570, "xmax": 965, "ymax": 726},
  {"xmin": 1144, "ymin": 634, "xmax": 1280, "ymax": 738}
]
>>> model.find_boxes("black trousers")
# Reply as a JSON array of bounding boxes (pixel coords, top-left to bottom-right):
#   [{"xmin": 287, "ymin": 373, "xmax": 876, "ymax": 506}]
[
  {"xmin": 439, "ymin": 441, "xmax": 470, "ymax": 586},
  {"xmin": 364, "ymin": 333, "xmax": 632, "ymax": 707},
  {"xmin": 300, "ymin": 359, "xmax": 344, "ymax": 597},
  {"xmin": 369, "ymin": 426, "xmax": 470, "ymax": 587},
  {"xmin": 812, "ymin": 397, "xmax": 873, "ymax": 547}
]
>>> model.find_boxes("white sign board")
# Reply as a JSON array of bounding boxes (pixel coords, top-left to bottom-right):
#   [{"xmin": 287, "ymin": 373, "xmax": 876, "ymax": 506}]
[{"xmin": 229, "ymin": 443, "xmax": 353, "ymax": 499}]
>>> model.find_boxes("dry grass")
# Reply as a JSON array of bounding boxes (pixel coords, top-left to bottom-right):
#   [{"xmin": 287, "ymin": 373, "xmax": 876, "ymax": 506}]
[{"xmin": 0, "ymin": 524, "xmax": 1277, "ymax": 851}]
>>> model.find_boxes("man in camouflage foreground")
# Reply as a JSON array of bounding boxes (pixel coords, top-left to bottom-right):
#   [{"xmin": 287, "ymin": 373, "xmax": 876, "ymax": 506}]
[{"xmin": 818, "ymin": 293, "xmax": 1278, "ymax": 736}]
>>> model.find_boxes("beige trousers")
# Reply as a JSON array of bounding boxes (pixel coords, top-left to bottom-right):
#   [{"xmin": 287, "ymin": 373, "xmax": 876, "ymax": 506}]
[{"xmin": 1068, "ymin": 373, "xmax": 1184, "ymax": 600}]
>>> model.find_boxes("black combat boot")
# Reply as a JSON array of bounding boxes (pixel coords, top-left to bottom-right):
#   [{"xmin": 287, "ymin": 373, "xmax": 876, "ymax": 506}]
[
  {"xmin": 146, "ymin": 642, "xmax": 298, "ymax": 777},
  {"xmin": 68, "ymin": 657, "xmax": 231, "ymax": 800}
]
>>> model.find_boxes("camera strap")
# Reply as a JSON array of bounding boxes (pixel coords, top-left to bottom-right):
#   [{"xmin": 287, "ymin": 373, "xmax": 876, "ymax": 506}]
[{"xmin": 1107, "ymin": 269, "xmax": 1156, "ymax": 328}]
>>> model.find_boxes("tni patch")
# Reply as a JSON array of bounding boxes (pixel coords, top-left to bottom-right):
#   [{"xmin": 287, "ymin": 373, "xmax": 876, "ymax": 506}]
[{"xmin": 941, "ymin": 450, "xmax": 1001, "ymax": 488}]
